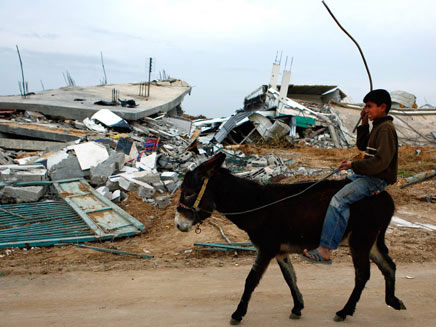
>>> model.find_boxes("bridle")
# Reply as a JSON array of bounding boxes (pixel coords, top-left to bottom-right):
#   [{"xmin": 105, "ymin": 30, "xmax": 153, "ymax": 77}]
[{"xmin": 177, "ymin": 177, "xmax": 209, "ymax": 233}]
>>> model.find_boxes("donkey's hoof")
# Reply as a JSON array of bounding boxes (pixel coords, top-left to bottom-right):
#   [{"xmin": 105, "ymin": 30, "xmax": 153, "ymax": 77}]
[
  {"xmin": 230, "ymin": 318, "xmax": 241, "ymax": 325},
  {"xmin": 289, "ymin": 313, "xmax": 301, "ymax": 320},
  {"xmin": 388, "ymin": 297, "xmax": 407, "ymax": 310},
  {"xmin": 334, "ymin": 314, "xmax": 346, "ymax": 322},
  {"xmin": 399, "ymin": 300, "xmax": 407, "ymax": 310}
]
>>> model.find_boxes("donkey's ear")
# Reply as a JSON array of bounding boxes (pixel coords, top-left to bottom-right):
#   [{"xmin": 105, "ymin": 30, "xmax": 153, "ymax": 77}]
[{"xmin": 200, "ymin": 152, "xmax": 226, "ymax": 178}]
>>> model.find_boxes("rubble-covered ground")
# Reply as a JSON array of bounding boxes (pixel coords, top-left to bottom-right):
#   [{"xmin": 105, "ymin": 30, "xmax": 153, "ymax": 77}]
[{"xmin": 1, "ymin": 143, "xmax": 435, "ymax": 276}]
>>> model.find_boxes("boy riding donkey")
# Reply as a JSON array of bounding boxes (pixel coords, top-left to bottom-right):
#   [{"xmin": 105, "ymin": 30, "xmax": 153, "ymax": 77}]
[{"xmin": 302, "ymin": 89, "xmax": 398, "ymax": 264}]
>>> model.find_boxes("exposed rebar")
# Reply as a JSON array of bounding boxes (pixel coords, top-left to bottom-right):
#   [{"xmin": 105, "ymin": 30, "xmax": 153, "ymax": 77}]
[
  {"xmin": 100, "ymin": 51, "xmax": 107, "ymax": 85},
  {"xmin": 16, "ymin": 45, "xmax": 27, "ymax": 97}
]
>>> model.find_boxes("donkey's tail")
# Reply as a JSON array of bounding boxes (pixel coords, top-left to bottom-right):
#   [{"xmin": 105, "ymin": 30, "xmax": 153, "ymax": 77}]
[
  {"xmin": 376, "ymin": 225, "xmax": 389, "ymax": 254},
  {"xmin": 377, "ymin": 191, "xmax": 395, "ymax": 255}
]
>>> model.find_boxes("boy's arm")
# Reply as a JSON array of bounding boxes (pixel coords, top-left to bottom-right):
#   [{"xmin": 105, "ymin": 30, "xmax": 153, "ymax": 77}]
[
  {"xmin": 356, "ymin": 112, "xmax": 370, "ymax": 151},
  {"xmin": 356, "ymin": 125, "xmax": 370, "ymax": 151},
  {"xmin": 351, "ymin": 129, "xmax": 396, "ymax": 176}
]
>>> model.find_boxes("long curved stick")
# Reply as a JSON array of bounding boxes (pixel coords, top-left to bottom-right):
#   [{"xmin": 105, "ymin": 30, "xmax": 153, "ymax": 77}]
[{"xmin": 321, "ymin": 1, "xmax": 373, "ymax": 132}]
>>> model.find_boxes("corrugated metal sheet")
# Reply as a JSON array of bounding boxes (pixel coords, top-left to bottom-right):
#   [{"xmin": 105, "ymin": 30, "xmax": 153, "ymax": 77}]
[
  {"xmin": 0, "ymin": 201, "xmax": 95, "ymax": 248},
  {"xmin": 53, "ymin": 179, "xmax": 144, "ymax": 236},
  {"xmin": 213, "ymin": 111, "xmax": 253, "ymax": 143},
  {"xmin": 0, "ymin": 179, "xmax": 145, "ymax": 248}
]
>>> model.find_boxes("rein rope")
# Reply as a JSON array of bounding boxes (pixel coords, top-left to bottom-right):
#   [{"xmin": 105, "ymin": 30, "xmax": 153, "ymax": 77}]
[{"xmin": 190, "ymin": 168, "xmax": 341, "ymax": 216}]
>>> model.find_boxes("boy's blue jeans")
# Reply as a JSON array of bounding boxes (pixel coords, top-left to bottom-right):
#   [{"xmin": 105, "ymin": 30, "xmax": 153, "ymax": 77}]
[{"xmin": 320, "ymin": 174, "xmax": 388, "ymax": 250}]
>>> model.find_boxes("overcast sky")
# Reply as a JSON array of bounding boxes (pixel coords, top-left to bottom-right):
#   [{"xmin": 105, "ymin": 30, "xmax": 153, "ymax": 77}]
[{"xmin": 1, "ymin": 0, "xmax": 435, "ymax": 118}]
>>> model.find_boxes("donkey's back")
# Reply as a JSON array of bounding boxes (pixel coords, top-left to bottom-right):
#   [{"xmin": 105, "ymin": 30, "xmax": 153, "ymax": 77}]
[{"xmin": 238, "ymin": 178, "xmax": 395, "ymax": 255}]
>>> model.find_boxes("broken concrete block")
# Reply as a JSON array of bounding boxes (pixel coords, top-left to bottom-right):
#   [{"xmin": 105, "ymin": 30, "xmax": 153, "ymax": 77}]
[
  {"xmin": 0, "ymin": 150, "xmax": 15, "ymax": 165},
  {"xmin": 136, "ymin": 182, "xmax": 156, "ymax": 199},
  {"xmin": 250, "ymin": 158, "xmax": 268, "ymax": 167},
  {"xmin": 127, "ymin": 170, "xmax": 161, "ymax": 184},
  {"xmin": 118, "ymin": 175, "xmax": 136, "ymax": 191},
  {"xmin": 158, "ymin": 155, "xmax": 174, "ymax": 169},
  {"xmin": 96, "ymin": 186, "xmax": 112, "ymax": 200},
  {"xmin": 111, "ymin": 190, "xmax": 121, "ymax": 203},
  {"xmin": 105, "ymin": 178, "xmax": 120, "ymax": 192},
  {"xmin": 160, "ymin": 171, "xmax": 178, "ymax": 182},
  {"xmin": 49, "ymin": 157, "xmax": 89, "ymax": 180},
  {"xmin": 152, "ymin": 181, "xmax": 166, "ymax": 194},
  {"xmin": 120, "ymin": 166, "xmax": 139, "ymax": 174},
  {"xmin": 136, "ymin": 152, "xmax": 157, "ymax": 171},
  {"xmin": 119, "ymin": 175, "xmax": 155, "ymax": 199},
  {"xmin": 0, "ymin": 186, "xmax": 46, "ymax": 203},
  {"xmin": 73, "ymin": 142, "xmax": 109, "ymax": 170},
  {"xmin": 163, "ymin": 179, "xmax": 177, "ymax": 192},
  {"xmin": 14, "ymin": 155, "xmax": 42, "ymax": 165},
  {"xmin": 90, "ymin": 152, "xmax": 125, "ymax": 185},
  {"xmin": 0, "ymin": 164, "xmax": 48, "ymax": 183},
  {"xmin": 179, "ymin": 151, "xmax": 193, "ymax": 163},
  {"xmin": 34, "ymin": 150, "xmax": 69, "ymax": 171},
  {"xmin": 156, "ymin": 195, "xmax": 170, "ymax": 209}
]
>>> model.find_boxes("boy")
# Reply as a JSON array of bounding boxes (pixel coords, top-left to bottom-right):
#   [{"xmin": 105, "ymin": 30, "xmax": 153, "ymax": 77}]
[{"xmin": 301, "ymin": 89, "xmax": 398, "ymax": 264}]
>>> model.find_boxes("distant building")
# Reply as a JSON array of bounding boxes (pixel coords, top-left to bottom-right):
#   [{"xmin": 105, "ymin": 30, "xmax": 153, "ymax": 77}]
[{"xmin": 278, "ymin": 84, "xmax": 347, "ymax": 105}]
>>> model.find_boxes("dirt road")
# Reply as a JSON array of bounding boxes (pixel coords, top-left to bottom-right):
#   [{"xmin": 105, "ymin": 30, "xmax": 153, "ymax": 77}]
[{"xmin": 1, "ymin": 262, "xmax": 435, "ymax": 327}]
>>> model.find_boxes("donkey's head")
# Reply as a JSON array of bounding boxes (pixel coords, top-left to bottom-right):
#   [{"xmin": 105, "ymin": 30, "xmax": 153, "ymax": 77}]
[{"xmin": 175, "ymin": 152, "xmax": 226, "ymax": 232}]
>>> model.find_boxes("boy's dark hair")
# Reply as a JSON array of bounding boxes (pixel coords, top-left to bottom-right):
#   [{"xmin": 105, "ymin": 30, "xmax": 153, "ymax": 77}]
[{"xmin": 363, "ymin": 89, "xmax": 392, "ymax": 113}]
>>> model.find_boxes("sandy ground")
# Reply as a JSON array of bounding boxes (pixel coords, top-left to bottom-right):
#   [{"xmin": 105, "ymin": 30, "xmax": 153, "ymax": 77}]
[
  {"xmin": 0, "ymin": 144, "xmax": 435, "ymax": 326},
  {"xmin": 1, "ymin": 262, "xmax": 435, "ymax": 327}
]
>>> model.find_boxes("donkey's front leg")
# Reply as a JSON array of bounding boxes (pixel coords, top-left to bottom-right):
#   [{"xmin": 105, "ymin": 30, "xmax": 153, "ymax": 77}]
[
  {"xmin": 276, "ymin": 254, "xmax": 304, "ymax": 319},
  {"xmin": 230, "ymin": 251, "xmax": 272, "ymax": 325}
]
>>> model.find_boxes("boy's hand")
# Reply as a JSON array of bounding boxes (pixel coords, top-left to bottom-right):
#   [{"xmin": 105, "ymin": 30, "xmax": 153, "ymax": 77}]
[
  {"xmin": 339, "ymin": 160, "xmax": 352, "ymax": 170},
  {"xmin": 360, "ymin": 109, "xmax": 369, "ymax": 125}
]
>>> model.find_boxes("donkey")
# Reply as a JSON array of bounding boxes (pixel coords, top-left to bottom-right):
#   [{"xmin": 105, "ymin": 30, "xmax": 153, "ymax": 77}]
[{"xmin": 175, "ymin": 152, "xmax": 406, "ymax": 324}]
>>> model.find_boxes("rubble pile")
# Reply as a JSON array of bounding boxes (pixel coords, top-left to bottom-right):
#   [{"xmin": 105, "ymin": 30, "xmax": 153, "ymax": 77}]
[
  {"xmin": 295, "ymin": 104, "xmax": 353, "ymax": 148},
  {"xmin": 1, "ymin": 109, "xmax": 320, "ymax": 206},
  {"xmin": 193, "ymin": 85, "xmax": 355, "ymax": 151}
]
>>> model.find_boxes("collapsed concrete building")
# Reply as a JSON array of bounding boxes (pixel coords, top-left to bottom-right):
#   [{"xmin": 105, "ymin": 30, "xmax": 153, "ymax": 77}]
[{"xmin": 195, "ymin": 61, "xmax": 436, "ymax": 149}]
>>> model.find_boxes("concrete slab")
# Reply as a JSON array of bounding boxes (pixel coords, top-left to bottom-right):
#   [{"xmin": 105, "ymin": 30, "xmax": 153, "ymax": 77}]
[
  {"xmin": 0, "ymin": 185, "xmax": 46, "ymax": 203},
  {"xmin": 0, "ymin": 81, "xmax": 191, "ymax": 121},
  {"xmin": 0, "ymin": 164, "xmax": 48, "ymax": 183},
  {"xmin": 0, "ymin": 138, "xmax": 65, "ymax": 151},
  {"xmin": 0, "ymin": 120, "xmax": 89, "ymax": 142}
]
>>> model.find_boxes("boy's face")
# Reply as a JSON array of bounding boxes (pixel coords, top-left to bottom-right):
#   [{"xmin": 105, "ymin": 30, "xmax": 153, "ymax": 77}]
[{"xmin": 364, "ymin": 101, "xmax": 387, "ymax": 121}]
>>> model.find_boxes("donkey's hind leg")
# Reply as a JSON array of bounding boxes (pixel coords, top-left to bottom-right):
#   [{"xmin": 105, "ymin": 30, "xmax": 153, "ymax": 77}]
[
  {"xmin": 230, "ymin": 250, "xmax": 273, "ymax": 325},
  {"xmin": 369, "ymin": 231, "xmax": 407, "ymax": 310},
  {"xmin": 276, "ymin": 254, "xmax": 304, "ymax": 319},
  {"xmin": 335, "ymin": 234, "xmax": 373, "ymax": 321}
]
